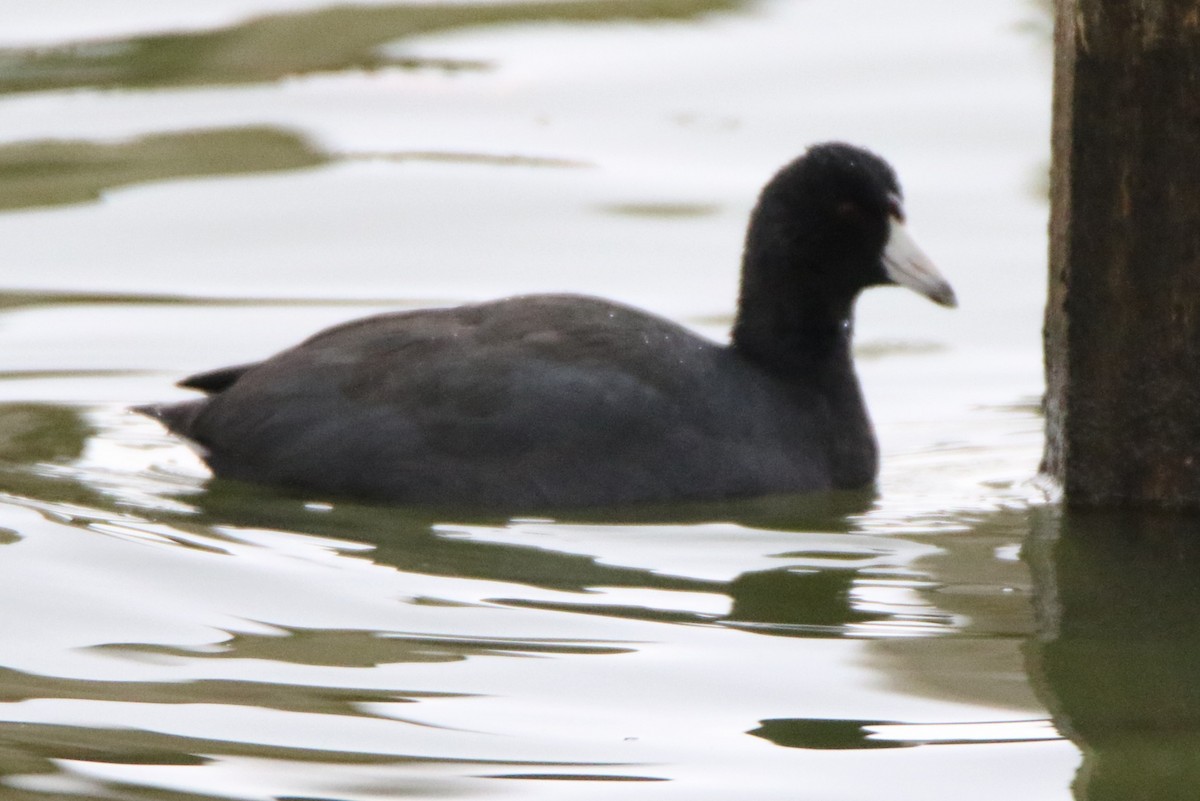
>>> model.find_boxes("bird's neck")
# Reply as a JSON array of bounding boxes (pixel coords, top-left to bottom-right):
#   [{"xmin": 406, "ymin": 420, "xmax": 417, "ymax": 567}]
[
  {"xmin": 730, "ymin": 244, "xmax": 857, "ymax": 376},
  {"xmin": 730, "ymin": 244, "xmax": 877, "ymax": 489}
]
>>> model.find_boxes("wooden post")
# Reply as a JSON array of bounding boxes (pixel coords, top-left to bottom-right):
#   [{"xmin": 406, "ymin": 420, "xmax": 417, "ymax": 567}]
[{"xmin": 1044, "ymin": 0, "xmax": 1200, "ymax": 509}]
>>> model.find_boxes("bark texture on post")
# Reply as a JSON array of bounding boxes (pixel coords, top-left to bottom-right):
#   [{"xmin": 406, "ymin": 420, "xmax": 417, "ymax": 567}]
[{"xmin": 1044, "ymin": 0, "xmax": 1200, "ymax": 509}]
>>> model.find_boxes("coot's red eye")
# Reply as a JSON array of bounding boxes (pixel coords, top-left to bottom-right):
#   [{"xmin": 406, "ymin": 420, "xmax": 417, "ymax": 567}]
[{"xmin": 836, "ymin": 201, "xmax": 861, "ymax": 220}]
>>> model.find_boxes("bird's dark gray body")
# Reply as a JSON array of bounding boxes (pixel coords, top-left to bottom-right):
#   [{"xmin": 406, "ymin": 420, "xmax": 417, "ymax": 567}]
[
  {"xmin": 148, "ymin": 294, "xmax": 875, "ymax": 507},
  {"xmin": 139, "ymin": 143, "xmax": 955, "ymax": 508}
]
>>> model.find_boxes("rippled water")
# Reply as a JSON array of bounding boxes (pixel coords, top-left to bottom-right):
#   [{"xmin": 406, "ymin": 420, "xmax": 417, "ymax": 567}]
[{"xmin": 6, "ymin": 1, "xmax": 1180, "ymax": 799}]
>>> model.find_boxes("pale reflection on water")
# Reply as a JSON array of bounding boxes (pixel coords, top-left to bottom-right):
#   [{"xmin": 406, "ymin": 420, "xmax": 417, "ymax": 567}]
[{"xmin": 0, "ymin": 0, "xmax": 1088, "ymax": 799}]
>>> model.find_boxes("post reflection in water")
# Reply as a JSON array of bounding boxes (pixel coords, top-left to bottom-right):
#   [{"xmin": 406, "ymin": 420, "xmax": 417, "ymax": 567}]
[{"xmin": 1028, "ymin": 509, "xmax": 1200, "ymax": 800}]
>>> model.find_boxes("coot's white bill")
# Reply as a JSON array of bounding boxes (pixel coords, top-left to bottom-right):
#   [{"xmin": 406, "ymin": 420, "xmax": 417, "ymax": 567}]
[{"xmin": 882, "ymin": 218, "xmax": 957, "ymax": 308}]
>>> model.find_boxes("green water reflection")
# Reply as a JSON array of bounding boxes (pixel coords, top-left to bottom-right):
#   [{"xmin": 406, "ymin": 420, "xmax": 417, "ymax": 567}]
[
  {"xmin": 1028, "ymin": 510, "xmax": 1200, "ymax": 800},
  {"xmin": 98, "ymin": 626, "xmax": 633, "ymax": 666},
  {"xmin": 749, "ymin": 717, "xmax": 1058, "ymax": 750},
  {"xmin": 0, "ymin": 128, "xmax": 596, "ymax": 213},
  {"xmin": 0, "ymin": 0, "xmax": 749, "ymax": 216},
  {"xmin": 0, "ymin": 0, "xmax": 745, "ymax": 95},
  {"xmin": 0, "ymin": 128, "xmax": 326, "ymax": 211},
  {"xmin": 0, "ymin": 403, "xmax": 101, "ymax": 508},
  {"xmin": 0, "ymin": 665, "xmax": 457, "ymax": 720},
  {"xmin": 0, "ymin": 403, "xmax": 90, "ymax": 464},
  {"xmin": 0, "ymin": 720, "xmax": 602, "ymax": 800},
  {"xmin": 726, "ymin": 568, "xmax": 880, "ymax": 630}
]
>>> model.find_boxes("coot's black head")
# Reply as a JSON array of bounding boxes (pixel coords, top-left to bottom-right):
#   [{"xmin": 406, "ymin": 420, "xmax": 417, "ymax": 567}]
[{"xmin": 740, "ymin": 142, "xmax": 956, "ymax": 313}]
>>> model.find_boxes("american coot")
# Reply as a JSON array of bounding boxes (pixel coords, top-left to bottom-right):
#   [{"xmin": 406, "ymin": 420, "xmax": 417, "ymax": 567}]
[{"xmin": 138, "ymin": 143, "xmax": 955, "ymax": 508}]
